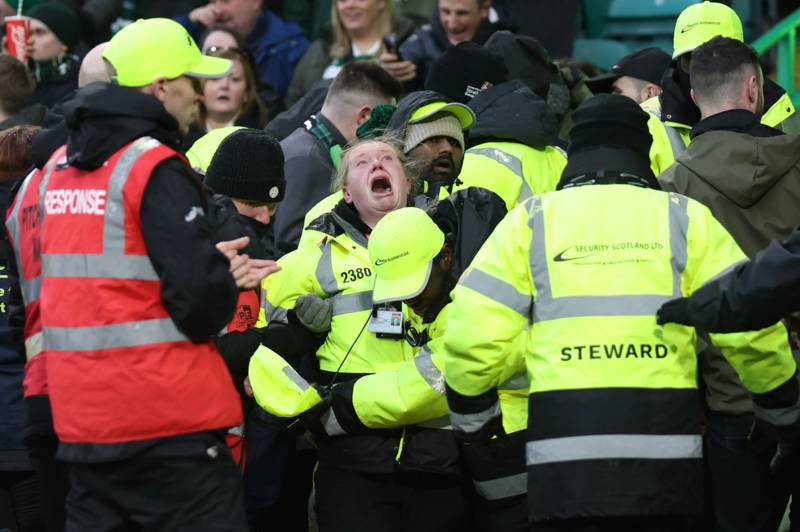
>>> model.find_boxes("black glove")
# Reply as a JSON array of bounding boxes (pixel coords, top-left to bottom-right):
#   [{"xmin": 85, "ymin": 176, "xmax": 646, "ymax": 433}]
[{"xmin": 656, "ymin": 297, "xmax": 693, "ymax": 326}]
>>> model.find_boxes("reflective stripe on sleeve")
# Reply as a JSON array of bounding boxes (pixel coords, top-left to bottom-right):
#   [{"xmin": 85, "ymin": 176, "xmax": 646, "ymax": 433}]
[
  {"xmin": 330, "ymin": 291, "xmax": 372, "ymax": 316},
  {"xmin": 458, "ymin": 268, "xmax": 532, "ymax": 320},
  {"xmin": 473, "ymin": 472, "xmax": 527, "ymax": 500},
  {"xmin": 282, "ymin": 365, "xmax": 311, "ymax": 392},
  {"xmin": 449, "ymin": 401, "xmax": 501, "ymax": 434},
  {"xmin": 526, "ymin": 434, "xmax": 702, "ymax": 465},
  {"xmin": 414, "ymin": 345, "xmax": 446, "ymax": 395},
  {"xmin": 24, "ymin": 331, "xmax": 43, "ymax": 361},
  {"xmin": 321, "ymin": 408, "xmax": 346, "ymax": 437},
  {"xmin": 315, "ymin": 242, "xmax": 339, "ymax": 296}
]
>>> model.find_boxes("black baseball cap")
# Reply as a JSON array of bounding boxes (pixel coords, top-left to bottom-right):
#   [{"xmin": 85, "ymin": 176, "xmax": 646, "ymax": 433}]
[{"xmin": 585, "ymin": 47, "xmax": 672, "ymax": 95}]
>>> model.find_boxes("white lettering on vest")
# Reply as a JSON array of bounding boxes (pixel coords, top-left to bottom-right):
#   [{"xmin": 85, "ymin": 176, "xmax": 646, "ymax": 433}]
[{"xmin": 44, "ymin": 189, "xmax": 107, "ymax": 216}]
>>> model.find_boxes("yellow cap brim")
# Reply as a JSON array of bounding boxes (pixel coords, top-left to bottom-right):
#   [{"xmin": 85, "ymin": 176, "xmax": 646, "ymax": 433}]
[
  {"xmin": 409, "ymin": 101, "xmax": 475, "ymax": 129},
  {"xmin": 186, "ymin": 54, "xmax": 233, "ymax": 79},
  {"xmin": 372, "ymin": 260, "xmax": 433, "ymax": 305}
]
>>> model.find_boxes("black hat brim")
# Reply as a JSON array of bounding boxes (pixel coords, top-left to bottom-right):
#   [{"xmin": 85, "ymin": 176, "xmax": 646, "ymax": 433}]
[{"xmin": 584, "ymin": 72, "xmax": 621, "ymax": 95}]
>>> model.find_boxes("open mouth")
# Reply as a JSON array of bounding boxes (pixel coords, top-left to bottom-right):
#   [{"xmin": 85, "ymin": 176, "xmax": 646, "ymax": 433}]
[{"xmin": 370, "ymin": 175, "xmax": 393, "ymax": 195}]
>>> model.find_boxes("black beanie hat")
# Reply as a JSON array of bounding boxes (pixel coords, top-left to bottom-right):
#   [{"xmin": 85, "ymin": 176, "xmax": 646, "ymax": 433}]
[
  {"xmin": 560, "ymin": 94, "xmax": 658, "ymax": 189},
  {"xmin": 425, "ymin": 42, "xmax": 509, "ymax": 104},
  {"xmin": 27, "ymin": 3, "xmax": 82, "ymax": 51},
  {"xmin": 205, "ymin": 129, "xmax": 286, "ymax": 203}
]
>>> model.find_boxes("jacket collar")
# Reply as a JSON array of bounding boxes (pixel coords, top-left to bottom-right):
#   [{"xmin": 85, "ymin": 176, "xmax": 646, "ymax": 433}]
[{"xmin": 691, "ymin": 109, "xmax": 783, "ymax": 140}]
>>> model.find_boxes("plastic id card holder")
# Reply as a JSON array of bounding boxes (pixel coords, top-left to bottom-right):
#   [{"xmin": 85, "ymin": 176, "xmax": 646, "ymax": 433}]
[{"xmin": 368, "ymin": 302, "xmax": 404, "ymax": 339}]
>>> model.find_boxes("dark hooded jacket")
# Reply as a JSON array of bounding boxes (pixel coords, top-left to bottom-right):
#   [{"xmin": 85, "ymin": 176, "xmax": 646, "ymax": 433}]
[{"xmin": 467, "ymin": 79, "xmax": 560, "ymax": 148}]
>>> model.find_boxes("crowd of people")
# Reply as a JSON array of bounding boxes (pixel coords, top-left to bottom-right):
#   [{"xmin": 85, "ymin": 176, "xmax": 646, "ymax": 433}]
[{"xmin": 1, "ymin": 1, "xmax": 800, "ymax": 531}]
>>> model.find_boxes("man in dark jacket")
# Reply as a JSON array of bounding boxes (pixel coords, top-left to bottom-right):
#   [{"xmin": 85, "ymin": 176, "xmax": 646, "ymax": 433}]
[
  {"xmin": 6, "ymin": 18, "xmax": 275, "ymax": 531},
  {"xmin": 658, "ymin": 36, "xmax": 800, "ymax": 532},
  {"xmin": 387, "ymin": 0, "xmax": 504, "ymax": 91},
  {"xmin": 272, "ymin": 62, "xmax": 401, "ymax": 256}
]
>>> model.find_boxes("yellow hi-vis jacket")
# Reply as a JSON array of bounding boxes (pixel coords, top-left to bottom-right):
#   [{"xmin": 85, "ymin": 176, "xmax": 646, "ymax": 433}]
[
  {"xmin": 442, "ymin": 184, "xmax": 798, "ymax": 522},
  {"xmin": 452, "ymin": 141, "xmax": 566, "ymax": 212},
  {"xmin": 262, "ymin": 211, "xmax": 413, "ymax": 375}
]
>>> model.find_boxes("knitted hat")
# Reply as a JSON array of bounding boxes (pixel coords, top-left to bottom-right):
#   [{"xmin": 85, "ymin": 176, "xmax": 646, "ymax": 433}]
[
  {"xmin": 560, "ymin": 94, "xmax": 657, "ymax": 188},
  {"xmin": 404, "ymin": 114, "xmax": 464, "ymax": 153},
  {"xmin": 27, "ymin": 2, "xmax": 82, "ymax": 51},
  {"xmin": 425, "ymin": 42, "xmax": 509, "ymax": 104},
  {"xmin": 205, "ymin": 128, "xmax": 286, "ymax": 202}
]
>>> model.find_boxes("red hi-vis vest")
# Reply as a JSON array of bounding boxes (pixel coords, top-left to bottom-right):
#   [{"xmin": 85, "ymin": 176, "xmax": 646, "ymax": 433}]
[
  {"xmin": 5, "ymin": 156, "xmax": 61, "ymax": 397},
  {"xmin": 37, "ymin": 137, "xmax": 242, "ymax": 445}
]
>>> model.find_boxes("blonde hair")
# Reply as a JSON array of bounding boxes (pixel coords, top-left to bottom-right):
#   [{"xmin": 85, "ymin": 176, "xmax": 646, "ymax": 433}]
[
  {"xmin": 330, "ymin": 0, "xmax": 393, "ymax": 60},
  {"xmin": 333, "ymin": 134, "xmax": 423, "ymax": 193}
]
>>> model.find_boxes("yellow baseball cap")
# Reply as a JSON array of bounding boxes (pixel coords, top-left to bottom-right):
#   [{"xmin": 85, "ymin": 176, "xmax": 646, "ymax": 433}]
[
  {"xmin": 103, "ymin": 18, "xmax": 232, "ymax": 87},
  {"xmin": 409, "ymin": 101, "xmax": 476, "ymax": 129},
  {"xmin": 672, "ymin": 1, "xmax": 743, "ymax": 59},
  {"xmin": 186, "ymin": 126, "xmax": 244, "ymax": 174},
  {"xmin": 369, "ymin": 208, "xmax": 445, "ymax": 305}
]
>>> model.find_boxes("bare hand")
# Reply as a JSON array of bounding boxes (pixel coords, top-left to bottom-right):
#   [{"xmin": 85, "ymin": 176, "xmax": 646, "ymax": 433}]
[
  {"xmin": 189, "ymin": 3, "xmax": 221, "ymax": 27},
  {"xmin": 243, "ymin": 376, "xmax": 253, "ymax": 397},
  {"xmin": 380, "ymin": 52, "xmax": 417, "ymax": 83},
  {"xmin": 216, "ymin": 237, "xmax": 281, "ymax": 290},
  {"xmin": 241, "ymin": 258, "xmax": 281, "ymax": 288}
]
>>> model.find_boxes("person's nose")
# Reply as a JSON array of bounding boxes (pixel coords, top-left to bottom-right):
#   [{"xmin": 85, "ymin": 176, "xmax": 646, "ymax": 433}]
[{"xmin": 257, "ymin": 206, "xmax": 271, "ymax": 225}]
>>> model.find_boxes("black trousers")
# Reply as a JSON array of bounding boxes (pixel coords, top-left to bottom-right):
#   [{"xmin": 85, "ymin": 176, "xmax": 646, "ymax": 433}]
[
  {"xmin": 64, "ymin": 434, "xmax": 248, "ymax": 532},
  {"xmin": 0, "ymin": 470, "xmax": 43, "ymax": 532},
  {"xmin": 530, "ymin": 516, "xmax": 693, "ymax": 532},
  {"xmin": 706, "ymin": 412, "xmax": 792, "ymax": 532},
  {"xmin": 27, "ymin": 435, "xmax": 69, "ymax": 532},
  {"xmin": 314, "ymin": 464, "xmax": 473, "ymax": 532}
]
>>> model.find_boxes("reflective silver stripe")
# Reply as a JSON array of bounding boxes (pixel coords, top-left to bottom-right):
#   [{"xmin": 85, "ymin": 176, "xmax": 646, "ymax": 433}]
[
  {"xmin": 315, "ymin": 243, "xmax": 339, "ymax": 296},
  {"xmin": 24, "ymin": 331, "xmax": 43, "ymax": 361},
  {"xmin": 667, "ymin": 192, "xmax": 689, "ymax": 297},
  {"xmin": 414, "ymin": 346, "xmax": 445, "ymax": 395},
  {"xmin": 753, "ymin": 394, "xmax": 800, "ymax": 427},
  {"xmin": 474, "ymin": 472, "xmax": 527, "ymax": 500},
  {"xmin": 21, "ymin": 276, "xmax": 42, "ymax": 307},
  {"xmin": 459, "ymin": 268, "xmax": 531, "ymax": 319},
  {"xmin": 449, "ymin": 401, "xmax": 501, "ymax": 434},
  {"xmin": 499, "ymin": 372, "xmax": 529, "ymax": 391},
  {"xmin": 7, "ymin": 166, "xmax": 53, "ymax": 306},
  {"xmin": 665, "ymin": 125, "xmax": 687, "ymax": 158},
  {"xmin": 529, "ymin": 194, "xmax": 690, "ymax": 322},
  {"xmin": 102, "ymin": 137, "xmax": 161, "ymax": 254},
  {"xmin": 417, "ymin": 416, "xmax": 452, "ymax": 429},
  {"xmin": 41, "ymin": 254, "xmax": 158, "ymax": 280},
  {"xmin": 42, "ymin": 318, "xmax": 186, "ymax": 351},
  {"xmin": 321, "ymin": 408, "xmax": 345, "ymax": 437},
  {"xmin": 282, "ymin": 365, "xmax": 311, "ymax": 392},
  {"xmin": 265, "ymin": 299, "xmax": 289, "ymax": 323},
  {"xmin": 526, "ymin": 434, "xmax": 702, "ymax": 465},
  {"xmin": 331, "ymin": 211, "xmax": 369, "ymax": 249},
  {"xmin": 467, "ymin": 147, "xmax": 533, "ymax": 202},
  {"xmin": 330, "ymin": 291, "xmax": 372, "ymax": 316}
]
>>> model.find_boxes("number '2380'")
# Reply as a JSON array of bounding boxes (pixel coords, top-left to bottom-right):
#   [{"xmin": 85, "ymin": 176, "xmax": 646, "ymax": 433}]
[{"xmin": 340, "ymin": 267, "xmax": 372, "ymax": 283}]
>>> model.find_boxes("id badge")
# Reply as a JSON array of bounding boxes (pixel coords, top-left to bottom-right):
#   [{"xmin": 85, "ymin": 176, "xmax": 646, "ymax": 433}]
[{"xmin": 368, "ymin": 303, "xmax": 404, "ymax": 339}]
